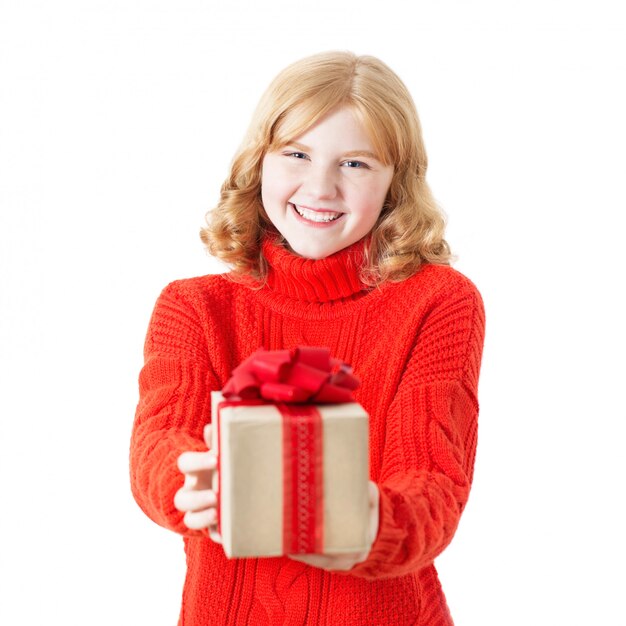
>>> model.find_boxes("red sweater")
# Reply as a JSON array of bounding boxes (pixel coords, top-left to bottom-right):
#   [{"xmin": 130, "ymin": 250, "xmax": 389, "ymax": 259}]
[{"xmin": 130, "ymin": 236, "xmax": 485, "ymax": 626}]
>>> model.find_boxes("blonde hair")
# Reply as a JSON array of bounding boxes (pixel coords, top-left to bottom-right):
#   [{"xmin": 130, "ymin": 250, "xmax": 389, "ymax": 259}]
[{"xmin": 200, "ymin": 51, "xmax": 452, "ymax": 286}]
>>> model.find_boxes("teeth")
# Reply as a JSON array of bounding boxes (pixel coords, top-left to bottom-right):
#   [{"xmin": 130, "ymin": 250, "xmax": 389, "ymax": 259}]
[{"xmin": 293, "ymin": 204, "xmax": 342, "ymax": 223}]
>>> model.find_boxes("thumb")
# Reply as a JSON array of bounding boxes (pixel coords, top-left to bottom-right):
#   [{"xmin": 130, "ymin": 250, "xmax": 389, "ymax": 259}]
[
  {"xmin": 367, "ymin": 481, "xmax": 380, "ymax": 547},
  {"xmin": 368, "ymin": 481, "xmax": 379, "ymax": 506},
  {"xmin": 203, "ymin": 423, "xmax": 213, "ymax": 449}
]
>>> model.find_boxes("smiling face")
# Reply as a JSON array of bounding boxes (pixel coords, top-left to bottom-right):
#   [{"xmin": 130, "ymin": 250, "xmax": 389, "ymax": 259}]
[{"xmin": 260, "ymin": 106, "xmax": 394, "ymax": 260}]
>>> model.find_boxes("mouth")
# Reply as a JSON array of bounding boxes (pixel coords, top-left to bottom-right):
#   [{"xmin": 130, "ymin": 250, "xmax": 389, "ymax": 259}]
[{"xmin": 289, "ymin": 203, "xmax": 345, "ymax": 224}]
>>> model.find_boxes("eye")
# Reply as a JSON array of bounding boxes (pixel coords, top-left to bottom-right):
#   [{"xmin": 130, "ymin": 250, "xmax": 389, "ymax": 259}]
[
  {"xmin": 342, "ymin": 160, "xmax": 369, "ymax": 169},
  {"xmin": 284, "ymin": 151, "xmax": 308, "ymax": 160}
]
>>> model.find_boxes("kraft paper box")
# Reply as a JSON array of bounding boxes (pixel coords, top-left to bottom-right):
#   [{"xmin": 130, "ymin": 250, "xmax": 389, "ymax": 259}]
[{"xmin": 210, "ymin": 391, "xmax": 370, "ymax": 558}]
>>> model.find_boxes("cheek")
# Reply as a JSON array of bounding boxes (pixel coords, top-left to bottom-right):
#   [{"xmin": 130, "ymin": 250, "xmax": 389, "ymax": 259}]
[
  {"xmin": 351, "ymin": 182, "xmax": 389, "ymax": 215},
  {"xmin": 261, "ymin": 162, "xmax": 296, "ymax": 205},
  {"xmin": 261, "ymin": 174, "xmax": 280, "ymax": 209},
  {"xmin": 262, "ymin": 181, "xmax": 289, "ymax": 211}
]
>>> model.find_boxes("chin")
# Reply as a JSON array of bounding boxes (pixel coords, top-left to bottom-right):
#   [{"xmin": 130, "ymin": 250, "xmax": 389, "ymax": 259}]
[
  {"xmin": 296, "ymin": 248, "xmax": 332, "ymax": 260},
  {"xmin": 288, "ymin": 241, "xmax": 335, "ymax": 260}
]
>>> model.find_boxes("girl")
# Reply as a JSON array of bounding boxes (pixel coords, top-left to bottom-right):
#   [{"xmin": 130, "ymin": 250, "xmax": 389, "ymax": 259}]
[{"xmin": 131, "ymin": 51, "xmax": 485, "ymax": 626}]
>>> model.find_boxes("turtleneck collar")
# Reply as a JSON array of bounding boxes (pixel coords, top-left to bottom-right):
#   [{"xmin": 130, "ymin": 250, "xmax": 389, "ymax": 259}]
[{"xmin": 261, "ymin": 236, "xmax": 369, "ymax": 304}]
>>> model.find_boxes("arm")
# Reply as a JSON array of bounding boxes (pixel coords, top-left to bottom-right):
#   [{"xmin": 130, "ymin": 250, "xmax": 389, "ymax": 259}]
[
  {"xmin": 349, "ymin": 276, "xmax": 486, "ymax": 579},
  {"xmin": 130, "ymin": 281, "xmax": 220, "ymax": 537}
]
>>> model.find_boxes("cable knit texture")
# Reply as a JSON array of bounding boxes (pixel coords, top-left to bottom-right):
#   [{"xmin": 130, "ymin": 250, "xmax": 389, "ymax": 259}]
[{"xmin": 130, "ymin": 236, "xmax": 485, "ymax": 626}]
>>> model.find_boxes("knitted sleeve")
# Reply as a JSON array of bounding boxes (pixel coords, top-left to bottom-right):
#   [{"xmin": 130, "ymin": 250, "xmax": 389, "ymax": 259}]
[
  {"xmin": 349, "ymin": 276, "xmax": 485, "ymax": 579},
  {"xmin": 130, "ymin": 281, "xmax": 220, "ymax": 537}
]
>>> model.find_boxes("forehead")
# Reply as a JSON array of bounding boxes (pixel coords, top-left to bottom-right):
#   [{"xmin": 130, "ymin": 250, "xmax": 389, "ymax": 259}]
[
  {"xmin": 289, "ymin": 108, "xmax": 370, "ymax": 145},
  {"xmin": 274, "ymin": 105, "xmax": 393, "ymax": 164}
]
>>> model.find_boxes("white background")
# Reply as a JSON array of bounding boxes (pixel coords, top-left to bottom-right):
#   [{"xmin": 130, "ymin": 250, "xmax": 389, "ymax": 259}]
[{"xmin": 1, "ymin": 1, "xmax": 625, "ymax": 624}]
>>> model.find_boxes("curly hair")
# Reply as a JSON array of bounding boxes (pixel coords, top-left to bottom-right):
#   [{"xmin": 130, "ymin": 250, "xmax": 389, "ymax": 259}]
[{"xmin": 200, "ymin": 51, "xmax": 452, "ymax": 286}]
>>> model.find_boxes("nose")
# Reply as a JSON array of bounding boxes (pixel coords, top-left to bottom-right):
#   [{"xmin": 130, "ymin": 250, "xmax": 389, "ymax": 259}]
[{"xmin": 301, "ymin": 164, "xmax": 339, "ymax": 201}]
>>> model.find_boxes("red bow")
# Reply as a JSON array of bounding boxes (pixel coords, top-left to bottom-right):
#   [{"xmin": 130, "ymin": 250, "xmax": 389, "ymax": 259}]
[{"xmin": 222, "ymin": 347, "xmax": 359, "ymax": 403}]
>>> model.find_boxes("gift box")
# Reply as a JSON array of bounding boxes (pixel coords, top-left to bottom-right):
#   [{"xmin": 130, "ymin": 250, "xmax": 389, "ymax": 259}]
[{"xmin": 209, "ymin": 347, "xmax": 370, "ymax": 558}]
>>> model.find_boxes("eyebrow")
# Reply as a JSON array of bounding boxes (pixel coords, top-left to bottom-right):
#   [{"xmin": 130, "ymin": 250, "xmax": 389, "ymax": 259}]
[{"xmin": 286, "ymin": 141, "xmax": 380, "ymax": 161}]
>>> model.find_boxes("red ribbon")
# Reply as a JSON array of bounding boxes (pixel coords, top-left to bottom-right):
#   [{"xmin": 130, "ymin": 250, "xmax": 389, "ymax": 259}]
[
  {"xmin": 280, "ymin": 403, "xmax": 324, "ymax": 554},
  {"xmin": 218, "ymin": 347, "xmax": 359, "ymax": 554},
  {"xmin": 222, "ymin": 347, "xmax": 360, "ymax": 404}
]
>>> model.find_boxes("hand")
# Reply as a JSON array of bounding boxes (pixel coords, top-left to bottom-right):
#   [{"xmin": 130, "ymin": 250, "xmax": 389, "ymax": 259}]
[
  {"xmin": 288, "ymin": 480, "xmax": 380, "ymax": 571},
  {"xmin": 174, "ymin": 424, "xmax": 221, "ymax": 542}
]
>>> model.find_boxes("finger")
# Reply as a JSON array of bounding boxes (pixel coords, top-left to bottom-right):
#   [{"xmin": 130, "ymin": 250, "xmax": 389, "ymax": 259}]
[
  {"xmin": 177, "ymin": 450, "xmax": 216, "ymax": 474},
  {"xmin": 174, "ymin": 488, "xmax": 217, "ymax": 512},
  {"xmin": 183, "ymin": 472, "xmax": 198, "ymax": 489},
  {"xmin": 368, "ymin": 480, "xmax": 379, "ymax": 506},
  {"xmin": 208, "ymin": 525, "xmax": 223, "ymax": 545},
  {"xmin": 367, "ymin": 481, "xmax": 380, "ymax": 545},
  {"xmin": 288, "ymin": 553, "xmax": 327, "ymax": 567},
  {"xmin": 203, "ymin": 423, "xmax": 213, "ymax": 448},
  {"xmin": 183, "ymin": 507, "xmax": 217, "ymax": 530},
  {"xmin": 289, "ymin": 552, "xmax": 362, "ymax": 571},
  {"xmin": 182, "ymin": 471, "xmax": 212, "ymax": 492},
  {"xmin": 289, "ymin": 553, "xmax": 335, "ymax": 569}
]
